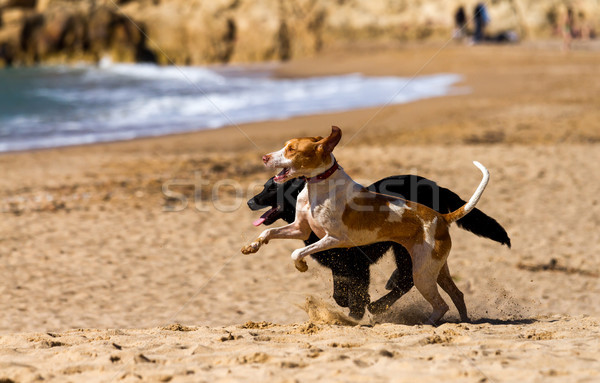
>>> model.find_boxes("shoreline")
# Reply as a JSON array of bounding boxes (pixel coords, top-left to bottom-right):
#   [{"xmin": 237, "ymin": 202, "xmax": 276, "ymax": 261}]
[
  {"xmin": 2, "ymin": 43, "xmax": 600, "ymax": 161},
  {"xmin": 0, "ymin": 60, "xmax": 464, "ymax": 155}
]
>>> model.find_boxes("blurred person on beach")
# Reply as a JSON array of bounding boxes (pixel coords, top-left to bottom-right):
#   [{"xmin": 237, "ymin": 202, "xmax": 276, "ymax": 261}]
[
  {"xmin": 576, "ymin": 10, "xmax": 592, "ymax": 40},
  {"xmin": 473, "ymin": 2, "xmax": 490, "ymax": 43},
  {"xmin": 559, "ymin": 4, "xmax": 574, "ymax": 50},
  {"xmin": 453, "ymin": 6, "xmax": 467, "ymax": 40}
]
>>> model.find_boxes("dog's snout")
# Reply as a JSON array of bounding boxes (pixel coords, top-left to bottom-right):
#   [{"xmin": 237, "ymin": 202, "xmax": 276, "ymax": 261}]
[{"xmin": 262, "ymin": 154, "xmax": 271, "ymax": 165}]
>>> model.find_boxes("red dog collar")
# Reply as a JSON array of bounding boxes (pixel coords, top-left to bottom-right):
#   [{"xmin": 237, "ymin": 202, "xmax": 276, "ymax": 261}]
[{"xmin": 304, "ymin": 160, "xmax": 339, "ymax": 184}]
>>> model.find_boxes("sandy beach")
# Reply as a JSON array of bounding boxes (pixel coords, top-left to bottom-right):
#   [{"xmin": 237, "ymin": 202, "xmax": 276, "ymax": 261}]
[{"xmin": 1, "ymin": 43, "xmax": 600, "ymax": 382}]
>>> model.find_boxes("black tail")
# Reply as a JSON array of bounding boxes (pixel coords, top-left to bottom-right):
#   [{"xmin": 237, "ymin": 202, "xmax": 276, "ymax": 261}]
[{"xmin": 441, "ymin": 186, "xmax": 511, "ymax": 248}]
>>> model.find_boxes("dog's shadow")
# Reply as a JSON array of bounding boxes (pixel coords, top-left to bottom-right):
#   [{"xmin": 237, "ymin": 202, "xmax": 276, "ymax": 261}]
[
  {"xmin": 371, "ymin": 315, "xmax": 538, "ymax": 327},
  {"xmin": 469, "ymin": 317, "xmax": 537, "ymax": 325},
  {"xmin": 368, "ymin": 301, "xmax": 538, "ymax": 326}
]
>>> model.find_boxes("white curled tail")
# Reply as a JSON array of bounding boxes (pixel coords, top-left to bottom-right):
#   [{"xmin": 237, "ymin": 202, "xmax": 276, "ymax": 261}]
[{"xmin": 443, "ymin": 161, "xmax": 490, "ymax": 224}]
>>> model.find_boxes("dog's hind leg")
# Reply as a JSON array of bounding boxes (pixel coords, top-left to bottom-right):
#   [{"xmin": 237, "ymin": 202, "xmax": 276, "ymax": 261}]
[
  {"xmin": 411, "ymin": 244, "xmax": 449, "ymax": 325},
  {"xmin": 437, "ymin": 262, "xmax": 469, "ymax": 322},
  {"xmin": 385, "ymin": 244, "xmax": 414, "ymax": 291},
  {"xmin": 368, "ymin": 246, "xmax": 414, "ymax": 315},
  {"xmin": 367, "ymin": 288, "xmax": 406, "ymax": 315}
]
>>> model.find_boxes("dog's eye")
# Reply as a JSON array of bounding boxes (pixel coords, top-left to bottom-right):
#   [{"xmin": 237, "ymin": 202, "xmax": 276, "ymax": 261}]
[{"xmin": 286, "ymin": 146, "xmax": 296, "ymax": 153}]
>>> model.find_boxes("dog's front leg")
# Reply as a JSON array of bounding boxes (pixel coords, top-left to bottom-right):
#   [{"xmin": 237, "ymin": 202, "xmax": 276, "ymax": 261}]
[
  {"xmin": 241, "ymin": 220, "xmax": 311, "ymax": 255},
  {"xmin": 291, "ymin": 235, "xmax": 347, "ymax": 272}
]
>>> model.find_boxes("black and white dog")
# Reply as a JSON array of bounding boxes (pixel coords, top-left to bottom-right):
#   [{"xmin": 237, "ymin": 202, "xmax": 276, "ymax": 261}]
[{"xmin": 248, "ymin": 175, "xmax": 510, "ymax": 319}]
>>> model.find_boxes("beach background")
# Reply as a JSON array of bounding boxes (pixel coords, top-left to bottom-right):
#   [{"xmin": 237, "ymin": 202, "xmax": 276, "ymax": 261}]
[{"xmin": 1, "ymin": 1, "xmax": 600, "ymax": 382}]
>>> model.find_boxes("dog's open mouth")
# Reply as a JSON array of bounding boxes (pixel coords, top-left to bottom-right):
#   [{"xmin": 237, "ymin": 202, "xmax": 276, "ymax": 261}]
[
  {"xmin": 252, "ymin": 206, "xmax": 279, "ymax": 226},
  {"xmin": 274, "ymin": 167, "xmax": 291, "ymax": 182}
]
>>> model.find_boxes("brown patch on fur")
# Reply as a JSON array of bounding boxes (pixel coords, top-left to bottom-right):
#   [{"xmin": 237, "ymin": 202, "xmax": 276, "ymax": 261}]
[
  {"xmin": 341, "ymin": 189, "xmax": 393, "ymax": 231},
  {"xmin": 342, "ymin": 190, "xmax": 452, "ymax": 259},
  {"xmin": 433, "ymin": 225, "xmax": 452, "ymax": 259},
  {"xmin": 342, "ymin": 190, "xmax": 422, "ymax": 241}
]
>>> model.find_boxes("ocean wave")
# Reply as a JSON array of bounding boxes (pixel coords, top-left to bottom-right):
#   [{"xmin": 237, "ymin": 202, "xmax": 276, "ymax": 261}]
[{"xmin": 0, "ymin": 63, "xmax": 465, "ymax": 152}]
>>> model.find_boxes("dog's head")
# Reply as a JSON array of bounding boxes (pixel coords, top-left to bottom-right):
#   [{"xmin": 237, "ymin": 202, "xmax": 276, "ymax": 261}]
[
  {"xmin": 247, "ymin": 176, "xmax": 306, "ymax": 226},
  {"xmin": 262, "ymin": 126, "xmax": 342, "ymax": 183}
]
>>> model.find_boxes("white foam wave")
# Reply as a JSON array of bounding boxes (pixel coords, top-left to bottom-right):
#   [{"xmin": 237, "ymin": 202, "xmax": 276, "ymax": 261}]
[
  {"xmin": 98, "ymin": 62, "xmax": 227, "ymax": 84},
  {"xmin": 0, "ymin": 63, "xmax": 466, "ymax": 152}
]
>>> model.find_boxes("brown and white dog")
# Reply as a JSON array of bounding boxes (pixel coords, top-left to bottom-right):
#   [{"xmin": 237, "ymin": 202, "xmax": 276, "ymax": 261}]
[{"xmin": 241, "ymin": 126, "xmax": 489, "ymax": 324}]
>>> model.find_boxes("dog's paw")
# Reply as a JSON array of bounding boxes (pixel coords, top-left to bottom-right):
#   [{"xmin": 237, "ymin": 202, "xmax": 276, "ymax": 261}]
[
  {"xmin": 348, "ymin": 308, "xmax": 366, "ymax": 320},
  {"xmin": 295, "ymin": 259, "xmax": 308, "ymax": 272},
  {"xmin": 240, "ymin": 245, "xmax": 253, "ymax": 254},
  {"xmin": 241, "ymin": 241, "xmax": 261, "ymax": 254},
  {"xmin": 367, "ymin": 301, "xmax": 390, "ymax": 315}
]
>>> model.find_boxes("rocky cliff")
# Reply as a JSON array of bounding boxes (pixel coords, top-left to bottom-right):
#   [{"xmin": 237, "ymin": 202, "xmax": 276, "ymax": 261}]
[{"xmin": 0, "ymin": 0, "xmax": 598, "ymax": 67}]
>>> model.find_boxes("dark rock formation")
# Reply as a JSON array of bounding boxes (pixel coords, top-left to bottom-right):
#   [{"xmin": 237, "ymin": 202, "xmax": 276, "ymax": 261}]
[
  {"xmin": 0, "ymin": 0, "xmax": 598, "ymax": 67},
  {"xmin": 2, "ymin": 2, "xmax": 157, "ymax": 65}
]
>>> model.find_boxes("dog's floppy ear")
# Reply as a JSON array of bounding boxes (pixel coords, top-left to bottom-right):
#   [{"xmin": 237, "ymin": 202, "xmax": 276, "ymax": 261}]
[{"xmin": 318, "ymin": 126, "xmax": 342, "ymax": 156}]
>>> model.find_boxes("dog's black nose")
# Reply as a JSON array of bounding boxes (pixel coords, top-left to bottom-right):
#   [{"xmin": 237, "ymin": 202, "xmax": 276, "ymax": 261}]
[{"xmin": 262, "ymin": 155, "xmax": 271, "ymax": 164}]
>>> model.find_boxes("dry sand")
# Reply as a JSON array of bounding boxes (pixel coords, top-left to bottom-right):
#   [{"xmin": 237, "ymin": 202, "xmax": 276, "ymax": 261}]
[{"xmin": 1, "ymin": 43, "xmax": 600, "ymax": 382}]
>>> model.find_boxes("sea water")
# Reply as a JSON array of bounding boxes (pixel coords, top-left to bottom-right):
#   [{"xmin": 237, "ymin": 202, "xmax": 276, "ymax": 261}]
[{"xmin": 0, "ymin": 62, "xmax": 464, "ymax": 152}]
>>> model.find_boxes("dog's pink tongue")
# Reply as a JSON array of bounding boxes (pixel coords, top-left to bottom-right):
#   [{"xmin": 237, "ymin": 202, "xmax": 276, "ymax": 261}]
[{"xmin": 252, "ymin": 207, "xmax": 277, "ymax": 227}]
